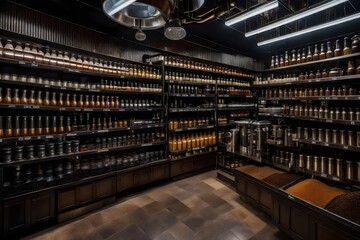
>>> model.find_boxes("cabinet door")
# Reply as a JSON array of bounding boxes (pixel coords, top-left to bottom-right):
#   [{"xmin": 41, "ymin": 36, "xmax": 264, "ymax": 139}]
[
  {"xmin": 170, "ymin": 160, "xmax": 183, "ymax": 177},
  {"xmin": 30, "ymin": 192, "xmax": 55, "ymax": 225},
  {"xmin": 3, "ymin": 198, "xmax": 28, "ymax": 232},
  {"xmin": 76, "ymin": 183, "xmax": 95, "ymax": 205},
  {"xmin": 58, "ymin": 188, "xmax": 76, "ymax": 212},
  {"xmin": 117, "ymin": 172, "xmax": 134, "ymax": 192},
  {"xmin": 182, "ymin": 158, "xmax": 195, "ymax": 173},
  {"xmin": 133, "ymin": 168, "xmax": 150, "ymax": 187},
  {"xmin": 150, "ymin": 164, "xmax": 169, "ymax": 182},
  {"xmin": 95, "ymin": 177, "xmax": 115, "ymax": 199}
]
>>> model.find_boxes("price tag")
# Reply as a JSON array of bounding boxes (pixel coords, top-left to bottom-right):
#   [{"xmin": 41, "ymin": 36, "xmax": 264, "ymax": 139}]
[
  {"xmin": 75, "ymin": 88, "xmax": 81, "ymax": 91},
  {"xmin": 103, "ymin": 109, "xmax": 110, "ymax": 112},
  {"xmin": 61, "ymin": 87, "xmax": 67, "ymax": 90},
  {"xmin": 324, "ymin": 143, "xmax": 329, "ymax": 146},
  {"xmin": 120, "ymin": 76, "xmax": 124, "ymax": 79},
  {"xmin": 24, "ymin": 105, "xmax": 31, "ymax": 109},
  {"xmin": 316, "ymin": 79, "xmax": 320, "ymax": 82},
  {"xmin": 68, "ymin": 69, "xmax": 80, "ymax": 73},
  {"xmin": 66, "ymin": 133, "xmax": 77, "ymax": 137},
  {"xmin": 84, "ymin": 108, "xmax": 93, "ymax": 112},
  {"xmin": 320, "ymin": 173, "xmax": 327, "ymax": 178},
  {"xmin": 326, "ymin": 119, "xmax": 332, "ymax": 123},
  {"xmin": 46, "ymin": 135, "xmax": 54, "ymax": 139},
  {"xmin": 31, "ymin": 63, "xmax": 38, "ymax": 67},
  {"xmin": 142, "ymin": 143, "xmax": 152, "ymax": 147},
  {"xmin": 351, "ymin": 121, "xmax": 355, "ymax": 125},
  {"xmin": 332, "ymin": 177, "xmax": 340, "ymax": 181},
  {"xmin": 59, "ymin": 108, "xmax": 66, "ymax": 111},
  {"xmin": 98, "ymin": 130, "xmax": 109, "ymax": 133},
  {"xmin": 97, "ymin": 149, "xmax": 109, "ymax": 153},
  {"xmin": 343, "ymin": 146, "xmax": 349, "ymax": 149},
  {"xmin": 285, "ymin": 82, "xmax": 291, "ymax": 85},
  {"xmin": 75, "ymin": 108, "xmax": 81, "ymax": 111},
  {"xmin": 44, "ymin": 85, "xmax": 50, "ymax": 88},
  {"xmin": 19, "ymin": 61, "xmax": 26, "ymax": 65},
  {"xmin": 8, "ymin": 105, "xmax": 15, "ymax": 108},
  {"xmin": 312, "ymin": 141, "xmax": 316, "ymax": 144}
]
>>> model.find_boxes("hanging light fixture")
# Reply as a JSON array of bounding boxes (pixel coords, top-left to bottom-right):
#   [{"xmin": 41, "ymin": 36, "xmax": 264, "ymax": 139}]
[
  {"xmin": 246, "ymin": 0, "xmax": 349, "ymax": 37},
  {"xmin": 257, "ymin": 12, "xmax": 360, "ymax": 46},
  {"xmin": 225, "ymin": 0, "xmax": 279, "ymax": 26},
  {"xmin": 103, "ymin": 0, "xmax": 137, "ymax": 16},
  {"xmin": 135, "ymin": 29, "xmax": 146, "ymax": 41},
  {"xmin": 164, "ymin": 19, "xmax": 187, "ymax": 40}
]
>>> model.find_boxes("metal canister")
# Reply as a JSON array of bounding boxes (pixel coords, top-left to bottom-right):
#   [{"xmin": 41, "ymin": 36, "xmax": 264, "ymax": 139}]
[
  {"xmin": 14, "ymin": 146, "xmax": 24, "ymax": 161},
  {"xmin": 328, "ymin": 158, "xmax": 335, "ymax": 175},
  {"xmin": 64, "ymin": 141, "xmax": 72, "ymax": 154},
  {"xmin": 26, "ymin": 145, "xmax": 34, "ymax": 159},
  {"xmin": 290, "ymin": 152, "xmax": 295, "ymax": 167},
  {"xmin": 329, "ymin": 108, "xmax": 335, "ymax": 119},
  {"xmin": 348, "ymin": 131, "xmax": 354, "ymax": 146},
  {"xmin": 340, "ymin": 130, "xmax": 347, "ymax": 145},
  {"xmin": 56, "ymin": 141, "xmax": 63, "ymax": 155},
  {"xmin": 47, "ymin": 143, "xmax": 55, "ymax": 156},
  {"xmin": 313, "ymin": 156, "xmax": 320, "ymax": 172},
  {"xmin": 320, "ymin": 157, "xmax": 327, "ymax": 174},
  {"xmin": 37, "ymin": 144, "xmax": 46, "ymax": 158},
  {"xmin": 346, "ymin": 161, "xmax": 354, "ymax": 180},
  {"xmin": 332, "ymin": 129, "xmax": 339, "ymax": 144},
  {"xmin": 297, "ymin": 127, "xmax": 303, "ymax": 139},
  {"xmin": 72, "ymin": 140, "xmax": 80, "ymax": 152},
  {"xmin": 306, "ymin": 155, "xmax": 313, "ymax": 170},
  {"xmin": 336, "ymin": 159, "xmax": 343, "ymax": 177},
  {"xmin": 325, "ymin": 129, "xmax": 331, "ymax": 143},
  {"xmin": 318, "ymin": 129, "xmax": 324, "ymax": 142},
  {"xmin": 299, "ymin": 154, "xmax": 305, "ymax": 168},
  {"xmin": 311, "ymin": 128, "xmax": 318, "ymax": 141},
  {"xmin": 304, "ymin": 127, "xmax": 309, "ymax": 139}
]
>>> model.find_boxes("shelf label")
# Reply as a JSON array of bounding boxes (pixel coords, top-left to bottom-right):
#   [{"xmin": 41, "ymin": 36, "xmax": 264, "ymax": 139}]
[
  {"xmin": 320, "ymin": 173, "xmax": 327, "ymax": 178},
  {"xmin": 98, "ymin": 129, "xmax": 109, "ymax": 133},
  {"xmin": 324, "ymin": 143, "xmax": 329, "ymax": 146},
  {"xmin": 142, "ymin": 143, "xmax": 152, "ymax": 147},
  {"xmin": 315, "ymin": 79, "xmax": 320, "ymax": 82},
  {"xmin": 0, "ymin": 139, "xmax": 2, "ymax": 143},
  {"xmin": 75, "ymin": 88, "xmax": 81, "ymax": 91},
  {"xmin": 44, "ymin": 85, "xmax": 50, "ymax": 88},
  {"xmin": 312, "ymin": 141, "xmax": 316, "ymax": 144},
  {"xmin": 332, "ymin": 97, "xmax": 338, "ymax": 100},
  {"xmin": 343, "ymin": 146, "xmax": 349, "ymax": 149},
  {"xmin": 8, "ymin": 105, "xmax": 15, "ymax": 108},
  {"xmin": 103, "ymin": 109, "xmax": 110, "ymax": 112},
  {"xmin": 75, "ymin": 108, "xmax": 81, "ymax": 111},
  {"xmin": 89, "ymin": 89, "xmax": 100, "ymax": 92},
  {"xmin": 84, "ymin": 108, "xmax": 93, "ymax": 112},
  {"xmin": 97, "ymin": 149, "xmax": 109, "ymax": 153},
  {"xmin": 66, "ymin": 133, "xmax": 77, "ymax": 137},
  {"xmin": 59, "ymin": 108, "xmax": 66, "ymax": 111},
  {"xmin": 61, "ymin": 87, "xmax": 67, "ymax": 90},
  {"xmin": 45, "ymin": 135, "xmax": 54, "ymax": 139},
  {"xmin": 19, "ymin": 61, "xmax": 26, "ymax": 65},
  {"xmin": 332, "ymin": 177, "xmax": 340, "ymax": 181},
  {"xmin": 326, "ymin": 119, "xmax": 332, "ymax": 123},
  {"xmin": 285, "ymin": 82, "xmax": 291, "ymax": 85},
  {"xmin": 351, "ymin": 121, "xmax": 355, "ymax": 125},
  {"xmin": 68, "ymin": 69, "xmax": 80, "ymax": 73}
]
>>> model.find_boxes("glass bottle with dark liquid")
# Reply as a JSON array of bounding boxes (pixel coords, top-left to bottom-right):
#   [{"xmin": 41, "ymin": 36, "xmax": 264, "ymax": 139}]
[
  {"xmin": 334, "ymin": 39, "xmax": 343, "ymax": 57},
  {"xmin": 36, "ymin": 91, "xmax": 43, "ymax": 105},
  {"xmin": 21, "ymin": 89, "xmax": 28, "ymax": 104},
  {"xmin": 343, "ymin": 37, "xmax": 351, "ymax": 55},
  {"xmin": 51, "ymin": 92, "xmax": 57, "ymax": 106},
  {"xmin": 21, "ymin": 116, "xmax": 27, "ymax": 136},
  {"xmin": 12, "ymin": 89, "xmax": 20, "ymax": 104},
  {"xmin": 14, "ymin": 116, "xmax": 20, "ymax": 136},
  {"xmin": 326, "ymin": 41, "xmax": 333, "ymax": 58},
  {"xmin": 5, "ymin": 116, "xmax": 12, "ymax": 137},
  {"xmin": 65, "ymin": 94, "xmax": 71, "ymax": 107},
  {"xmin": 36, "ymin": 116, "xmax": 42, "ymax": 135},
  {"xmin": 29, "ymin": 90, "xmax": 35, "ymax": 105},
  {"xmin": 306, "ymin": 46, "xmax": 312, "ymax": 62},
  {"xmin": 0, "ymin": 116, "xmax": 3, "ymax": 137},
  {"xmin": 313, "ymin": 44, "xmax": 319, "ymax": 61},
  {"xmin": 4, "ymin": 88, "xmax": 11, "ymax": 104},
  {"xmin": 43, "ymin": 91, "xmax": 50, "ymax": 106},
  {"xmin": 319, "ymin": 43, "xmax": 326, "ymax": 60},
  {"xmin": 29, "ymin": 116, "xmax": 35, "ymax": 136}
]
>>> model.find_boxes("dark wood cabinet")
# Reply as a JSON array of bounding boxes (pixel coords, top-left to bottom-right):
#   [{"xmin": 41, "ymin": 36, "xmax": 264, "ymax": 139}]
[
  {"xmin": 117, "ymin": 172, "xmax": 135, "ymax": 192},
  {"xmin": 58, "ymin": 188, "xmax": 76, "ymax": 212},
  {"xmin": 95, "ymin": 177, "xmax": 116, "ymax": 200},
  {"xmin": 150, "ymin": 164, "xmax": 169, "ymax": 182},
  {"xmin": 170, "ymin": 152, "xmax": 216, "ymax": 177},
  {"xmin": 76, "ymin": 183, "xmax": 94, "ymax": 205},
  {"xmin": 3, "ymin": 198, "xmax": 28, "ymax": 232},
  {"xmin": 133, "ymin": 168, "xmax": 150, "ymax": 187},
  {"xmin": 3, "ymin": 191, "xmax": 55, "ymax": 233}
]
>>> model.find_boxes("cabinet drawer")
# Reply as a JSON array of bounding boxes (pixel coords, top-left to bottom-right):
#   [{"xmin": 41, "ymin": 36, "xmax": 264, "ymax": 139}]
[
  {"xmin": 3, "ymin": 198, "xmax": 28, "ymax": 232},
  {"xmin": 117, "ymin": 172, "xmax": 134, "ymax": 192},
  {"xmin": 30, "ymin": 192, "xmax": 55, "ymax": 225},
  {"xmin": 150, "ymin": 164, "xmax": 169, "ymax": 182},
  {"xmin": 76, "ymin": 183, "xmax": 95, "ymax": 205}
]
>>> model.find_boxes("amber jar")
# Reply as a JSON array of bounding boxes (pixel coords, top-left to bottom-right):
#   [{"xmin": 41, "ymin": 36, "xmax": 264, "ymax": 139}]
[
  {"xmin": 29, "ymin": 90, "xmax": 35, "ymax": 105},
  {"xmin": 43, "ymin": 91, "xmax": 50, "ymax": 106},
  {"xmin": 334, "ymin": 39, "xmax": 343, "ymax": 57},
  {"xmin": 12, "ymin": 89, "xmax": 20, "ymax": 104},
  {"xmin": 5, "ymin": 116, "xmax": 12, "ymax": 137},
  {"xmin": 321, "ymin": 69, "xmax": 329, "ymax": 78},
  {"xmin": 343, "ymin": 37, "xmax": 351, "ymax": 55},
  {"xmin": 35, "ymin": 91, "xmax": 43, "ymax": 105},
  {"xmin": 346, "ymin": 61, "xmax": 355, "ymax": 75},
  {"xmin": 20, "ymin": 116, "xmax": 27, "ymax": 136},
  {"xmin": 306, "ymin": 46, "xmax": 312, "ymax": 62},
  {"xmin": 315, "ymin": 70, "xmax": 321, "ymax": 79},
  {"xmin": 319, "ymin": 43, "xmax": 326, "ymax": 60},
  {"xmin": 20, "ymin": 89, "xmax": 28, "ymax": 104},
  {"xmin": 14, "ymin": 116, "xmax": 20, "ymax": 137},
  {"xmin": 50, "ymin": 92, "xmax": 57, "ymax": 106},
  {"xmin": 36, "ymin": 116, "xmax": 42, "ymax": 135},
  {"xmin": 326, "ymin": 41, "xmax": 333, "ymax": 58},
  {"xmin": 313, "ymin": 44, "xmax": 319, "ymax": 61},
  {"xmin": 3, "ymin": 88, "xmax": 11, "ymax": 104}
]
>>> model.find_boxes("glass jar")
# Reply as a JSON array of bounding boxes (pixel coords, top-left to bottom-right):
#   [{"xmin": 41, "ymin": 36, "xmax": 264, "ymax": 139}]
[
  {"xmin": 343, "ymin": 37, "xmax": 351, "ymax": 55},
  {"xmin": 334, "ymin": 39, "xmax": 343, "ymax": 57},
  {"xmin": 313, "ymin": 44, "xmax": 319, "ymax": 60},
  {"xmin": 319, "ymin": 43, "xmax": 326, "ymax": 60},
  {"xmin": 326, "ymin": 41, "xmax": 333, "ymax": 58}
]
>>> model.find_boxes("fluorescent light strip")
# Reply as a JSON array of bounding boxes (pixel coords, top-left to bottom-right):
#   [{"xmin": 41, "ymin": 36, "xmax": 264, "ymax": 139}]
[
  {"xmin": 225, "ymin": 0, "xmax": 279, "ymax": 26},
  {"xmin": 257, "ymin": 13, "xmax": 360, "ymax": 46},
  {"xmin": 246, "ymin": 0, "xmax": 348, "ymax": 37},
  {"xmin": 108, "ymin": 0, "xmax": 136, "ymax": 15}
]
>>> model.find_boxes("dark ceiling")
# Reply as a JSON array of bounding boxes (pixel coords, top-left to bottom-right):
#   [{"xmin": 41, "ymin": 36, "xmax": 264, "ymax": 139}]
[{"xmin": 8, "ymin": 0, "xmax": 360, "ymax": 60}]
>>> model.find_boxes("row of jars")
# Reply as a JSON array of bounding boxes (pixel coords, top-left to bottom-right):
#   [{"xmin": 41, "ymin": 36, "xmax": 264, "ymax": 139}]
[
  {"xmin": 169, "ymin": 145, "xmax": 217, "ymax": 160},
  {"xmin": 168, "ymin": 131, "xmax": 216, "ymax": 152},
  {"xmin": 270, "ymin": 35, "xmax": 360, "ymax": 68},
  {"xmin": 0, "ymin": 73, "xmax": 162, "ymax": 93},
  {"xmin": 2, "ymin": 140, "xmax": 80, "ymax": 163},
  {"xmin": 163, "ymin": 56, "xmax": 253, "ymax": 78},
  {"xmin": 218, "ymin": 87, "xmax": 251, "ymax": 96},
  {"xmin": 0, "ymin": 114, "xmax": 160, "ymax": 138},
  {"xmin": 218, "ymin": 115, "xmax": 229, "ymax": 125},
  {"xmin": 230, "ymin": 111, "xmax": 251, "ymax": 118},
  {"xmin": 255, "ymin": 63, "xmax": 360, "ymax": 85},
  {"xmin": 0, "ymin": 88, "xmax": 161, "ymax": 108},
  {"xmin": 168, "ymin": 84, "xmax": 213, "ymax": 95},
  {"xmin": 296, "ymin": 127, "xmax": 360, "ymax": 147},
  {"xmin": 0, "ymin": 39, "xmax": 161, "ymax": 79},
  {"xmin": 271, "ymin": 150, "xmax": 295, "ymax": 168},
  {"xmin": 168, "ymin": 117, "xmax": 212, "ymax": 130},
  {"xmin": 296, "ymin": 154, "xmax": 360, "ymax": 181},
  {"xmin": 283, "ymin": 105, "xmax": 360, "ymax": 121},
  {"xmin": 169, "ymin": 99, "xmax": 214, "ymax": 109},
  {"xmin": 4, "ymin": 162, "xmax": 75, "ymax": 187},
  {"xmin": 262, "ymin": 86, "xmax": 359, "ymax": 98}
]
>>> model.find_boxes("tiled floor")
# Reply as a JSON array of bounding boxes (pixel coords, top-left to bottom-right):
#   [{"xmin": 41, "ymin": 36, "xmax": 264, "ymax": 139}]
[{"xmin": 25, "ymin": 171, "xmax": 291, "ymax": 240}]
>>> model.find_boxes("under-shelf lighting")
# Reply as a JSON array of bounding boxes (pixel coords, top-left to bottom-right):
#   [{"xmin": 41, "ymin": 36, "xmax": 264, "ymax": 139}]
[
  {"xmin": 257, "ymin": 12, "xmax": 360, "ymax": 46},
  {"xmin": 246, "ymin": 0, "xmax": 348, "ymax": 37},
  {"xmin": 225, "ymin": 0, "xmax": 279, "ymax": 26},
  {"xmin": 105, "ymin": 0, "xmax": 137, "ymax": 16}
]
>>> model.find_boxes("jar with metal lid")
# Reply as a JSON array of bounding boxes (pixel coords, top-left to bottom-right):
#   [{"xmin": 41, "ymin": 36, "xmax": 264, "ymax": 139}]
[
  {"xmin": 347, "ymin": 131, "xmax": 354, "ymax": 146},
  {"xmin": 329, "ymin": 108, "xmax": 335, "ymax": 119},
  {"xmin": 332, "ymin": 129, "xmax": 339, "ymax": 144},
  {"xmin": 14, "ymin": 146, "xmax": 24, "ymax": 161},
  {"xmin": 341, "ymin": 108, "xmax": 347, "ymax": 120},
  {"xmin": 299, "ymin": 155, "xmax": 305, "ymax": 168},
  {"xmin": 335, "ymin": 108, "xmax": 340, "ymax": 120},
  {"xmin": 313, "ymin": 106, "xmax": 319, "ymax": 118},
  {"xmin": 37, "ymin": 144, "xmax": 46, "ymax": 158},
  {"xmin": 336, "ymin": 159, "xmax": 343, "ymax": 177},
  {"xmin": 325, "ymin": 129, "xmax": 331, "ymax": 143},
  {"xmin": 349, "ymin": 108, "xmax": 354, "ymax": 121},
  {"xmin": 311, "ymin": 128, "xmax": 318, "ymax": 141},
  {"xmin": 314, "ymin": 156, "xmax": 320, "ymax": 172},
  {"xmin": 297, "ymin": 127, "xmax": 303, "ymax": 139},
  {"xmin": 56, "ymin": 142, "xmax": 63, "ymax": 155},
  {"xmin": 318, "ymin": 129, "xmax": 324, "ymax": 142},
  {"xmin": 340, "ymin": 130, "xmax": 347, "ymax": 145},
  {"xmin": 303, "ymin": 127, "xmax": 309, "ymax": 139},
  {"xmin": 306, "ymin": 155, "xmax": 313, "ymax": 170},
  {"xmin": 328, "ymin": 158, "xmax": 335, "ymax": 175},
  {"xmin": 320, "ymin": 157, "xmax": 327, "ymax": 173},
  {"xmin": 319, "ymin": 107, "xmax": 324, "ymax": 119},
  {"xmin": 47, "ymin": 143, "xmax": 55, "ymax": 156},
  {"xmin": 346, "ymin": 161, "xmax": 354, "ymax": 180}
]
